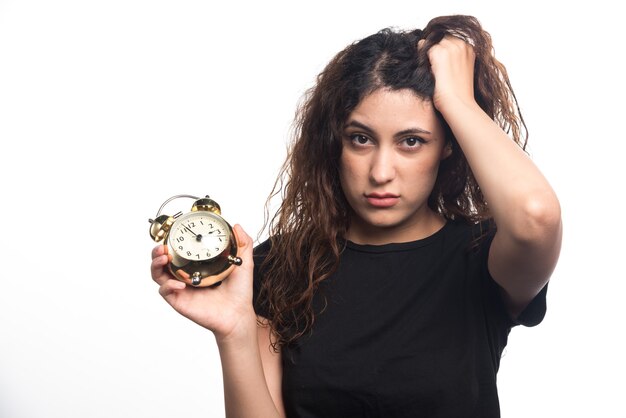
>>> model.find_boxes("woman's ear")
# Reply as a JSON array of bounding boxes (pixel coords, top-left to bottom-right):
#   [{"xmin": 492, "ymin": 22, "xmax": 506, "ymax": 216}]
[{"xmin": 441, "ymin": 142, "xmax": 453, "ymax": 160}]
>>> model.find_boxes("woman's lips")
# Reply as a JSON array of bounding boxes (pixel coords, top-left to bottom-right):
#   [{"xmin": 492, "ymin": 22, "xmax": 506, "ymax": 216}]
[{"xmin": 365, "ymin": 193, "xmax": 399, "ymax": 208}]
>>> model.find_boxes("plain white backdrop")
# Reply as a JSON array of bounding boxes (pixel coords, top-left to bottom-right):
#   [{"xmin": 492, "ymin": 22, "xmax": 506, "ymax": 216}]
[{"xmin": 1, "ymin": 1, "xmax": 624, "ymax": 417}]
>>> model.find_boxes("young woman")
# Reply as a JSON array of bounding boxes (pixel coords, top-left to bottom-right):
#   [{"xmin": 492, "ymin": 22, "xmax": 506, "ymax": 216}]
[{"xmin": 150, "ymin": 15, "xmax": 562, "ymax": 418}]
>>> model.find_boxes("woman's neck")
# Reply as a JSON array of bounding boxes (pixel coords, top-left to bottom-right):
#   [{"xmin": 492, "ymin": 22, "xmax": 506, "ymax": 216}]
[{"xmin": 345, "ymin": 210, "xmax": 447, "ymax": 245}]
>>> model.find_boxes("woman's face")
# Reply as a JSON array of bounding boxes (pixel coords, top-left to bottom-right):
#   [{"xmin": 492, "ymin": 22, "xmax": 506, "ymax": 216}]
[{"xmin": 339, "ymin": 88, "xmax": 450, "ymax": 244}]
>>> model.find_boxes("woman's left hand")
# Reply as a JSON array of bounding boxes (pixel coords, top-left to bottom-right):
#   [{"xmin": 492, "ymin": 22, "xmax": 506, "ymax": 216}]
[{"xmin": 419, "ymin": 36, "xmax": 476, "ymax": 112}]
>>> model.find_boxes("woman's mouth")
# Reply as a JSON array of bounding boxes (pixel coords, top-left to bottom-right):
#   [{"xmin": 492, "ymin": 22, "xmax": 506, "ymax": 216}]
[{"xmin": 365, "ymin": 193, "xmax": 399, "ymax": 208}]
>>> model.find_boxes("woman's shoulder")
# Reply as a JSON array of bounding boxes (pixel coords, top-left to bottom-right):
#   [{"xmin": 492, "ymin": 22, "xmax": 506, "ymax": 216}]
[
  {"xmin": 253, "ymin": 236, "xmax": 273, "ymax": 256},
  {"xmin": 253, "ymin": 233, "xmax": 305, "ymax": 259},
  {"xmin": 252, "ymin": 235, "xmax": 289, "ymax": 275},
  {"xmin": 252, "ymin": 237, "xmax": 274, "ymax": 277}
]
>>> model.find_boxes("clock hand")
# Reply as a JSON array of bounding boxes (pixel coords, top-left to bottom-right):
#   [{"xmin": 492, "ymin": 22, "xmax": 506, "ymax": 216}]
[
  {"xmin": 184, "ymin": 224, "xmax": 203, "ymax": 242},
  {"xmin": 183, "ymin": 225, "xmax": 197, "ymax": 236}
]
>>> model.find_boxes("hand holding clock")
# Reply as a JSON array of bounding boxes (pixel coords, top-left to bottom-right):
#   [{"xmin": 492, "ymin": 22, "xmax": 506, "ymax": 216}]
[{"xmin": 150, "ymin": 224, "xmax": 257, "ymax": 342}]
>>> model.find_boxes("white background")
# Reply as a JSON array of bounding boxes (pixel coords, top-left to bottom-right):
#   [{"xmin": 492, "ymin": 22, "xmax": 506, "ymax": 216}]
[{"xmin": 1, "ymin": 1, "xmax": 624, "ymax": 417}]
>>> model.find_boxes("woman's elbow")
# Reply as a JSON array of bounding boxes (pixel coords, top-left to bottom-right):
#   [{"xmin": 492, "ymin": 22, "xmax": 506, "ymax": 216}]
[{"xmin": 511, "ymin": 190, "xmax": 562, "ymax": 244}]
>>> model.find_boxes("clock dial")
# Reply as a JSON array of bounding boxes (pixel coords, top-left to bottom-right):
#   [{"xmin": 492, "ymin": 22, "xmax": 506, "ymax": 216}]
[{"xmin": 168, "ymin": 212, "xmax": 230, "ymax": 261}]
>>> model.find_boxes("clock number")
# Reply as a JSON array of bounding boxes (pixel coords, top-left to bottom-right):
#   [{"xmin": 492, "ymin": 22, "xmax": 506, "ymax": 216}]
[
  {"xmin": 187, "ymin": 251, "xmax": 192, "ymax": 257},
  {"xmin": 178, "ymin": 245, "xmax": 184, "ymax": 250},
  {"xmin": 176, "ymin": 237, "xmax": 185, "ymax": 242}
]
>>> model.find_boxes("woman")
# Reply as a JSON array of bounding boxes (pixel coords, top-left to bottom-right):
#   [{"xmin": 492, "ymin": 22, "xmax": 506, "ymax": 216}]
[{"xmin": 151, "ymin": 15, "xmax": 562, "ymax": 417}]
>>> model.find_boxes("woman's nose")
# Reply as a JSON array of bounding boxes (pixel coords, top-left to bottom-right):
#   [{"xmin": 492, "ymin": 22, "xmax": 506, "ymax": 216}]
[{"xmin": 369, "ymin": 149, "xmax": 396, "ymax": 185}]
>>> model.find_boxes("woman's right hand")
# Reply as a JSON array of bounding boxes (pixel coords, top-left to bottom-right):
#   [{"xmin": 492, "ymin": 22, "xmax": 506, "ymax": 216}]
[{"xmin": 150, "ymin": 224, "xmax": 257, "ymax": 344}]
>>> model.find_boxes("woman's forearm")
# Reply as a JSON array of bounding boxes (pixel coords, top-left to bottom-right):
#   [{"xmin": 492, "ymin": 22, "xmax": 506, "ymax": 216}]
[
  {"xmin": 440, "ymin": 98, "xmax": 561, "ymax": 241},
  {"xmin": 216, "ymin": 317, "xmax": 283, "ymax": 418}
]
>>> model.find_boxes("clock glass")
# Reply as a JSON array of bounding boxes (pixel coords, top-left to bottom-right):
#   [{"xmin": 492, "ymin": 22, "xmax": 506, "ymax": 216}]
[{"xmin": 168, "ymin": 212, "xmax": 230, "ymax": 261}]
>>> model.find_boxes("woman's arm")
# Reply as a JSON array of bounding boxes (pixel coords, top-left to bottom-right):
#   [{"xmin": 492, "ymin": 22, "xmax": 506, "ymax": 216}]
[
  {"xmin": 217, "ymin": 318, "xmax": 285, "ymax": 418},
  {"xmin": 257, "ymin": 319, "xmax": 285, "ymax": 416},
  {"xmin": 426, "ymin": 36, "xmax": 562, "ymax": 317},
  {"xmin": 150, "ymin": 225, "xmax": 284, "ymax": 417}
]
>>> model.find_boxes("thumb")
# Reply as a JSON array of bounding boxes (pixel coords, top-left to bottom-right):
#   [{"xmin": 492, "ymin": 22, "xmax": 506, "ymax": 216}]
[
  {"xmin": 233, "ymin": 224, "xmax": 253, "ymax": 271},
  {"xmin": 222, "ymin": 224, "xmax": 255, "ymax": 292}
]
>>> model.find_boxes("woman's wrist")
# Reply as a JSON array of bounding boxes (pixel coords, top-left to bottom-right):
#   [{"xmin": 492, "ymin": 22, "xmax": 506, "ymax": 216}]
[
  {"xmin": 434, "ymin": 93, "xmax": 479, "ymax": 118},
  {"xmin": 214, "ymin": 310, "xmax": 259, "ymax": 350}
]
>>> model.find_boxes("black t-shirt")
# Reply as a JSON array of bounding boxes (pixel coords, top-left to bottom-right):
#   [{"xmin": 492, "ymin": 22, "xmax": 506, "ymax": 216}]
[{"xmin": 253, "ymin": 221, "xmax": 547, "ymax": 418}]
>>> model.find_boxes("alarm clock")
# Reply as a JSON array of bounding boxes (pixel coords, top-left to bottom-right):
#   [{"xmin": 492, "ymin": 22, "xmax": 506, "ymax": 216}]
[{"xmin": 148, "ymin": 194, "xmax": 242, "ymax": 287}]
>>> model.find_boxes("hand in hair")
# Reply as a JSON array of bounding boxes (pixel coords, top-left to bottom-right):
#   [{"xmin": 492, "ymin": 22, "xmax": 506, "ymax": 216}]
[{"xmin": 418, "ymin": 36, "xmax": 476, "ymax": 113}]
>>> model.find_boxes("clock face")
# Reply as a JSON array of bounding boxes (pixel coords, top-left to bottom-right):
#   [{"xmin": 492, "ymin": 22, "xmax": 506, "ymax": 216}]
[{"xmin": 168, "ymin": 212, "xmax": 230, "ymax": 261}]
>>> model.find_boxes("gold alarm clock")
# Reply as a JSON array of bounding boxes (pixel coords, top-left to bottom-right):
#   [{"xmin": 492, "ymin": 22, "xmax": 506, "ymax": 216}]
[{"xmin": 148, "ymin": 194, "xmax": 242, "ymax": 287}]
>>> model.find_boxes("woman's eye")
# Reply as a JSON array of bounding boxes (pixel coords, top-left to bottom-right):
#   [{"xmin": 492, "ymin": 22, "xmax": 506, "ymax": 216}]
[
  {"xmin": 402, "ymin": 137, "xmax": 425, "ymax": 148},
  {"xmin": 350, "ymin": 134, "xmax": 371, "ymax": 145}
]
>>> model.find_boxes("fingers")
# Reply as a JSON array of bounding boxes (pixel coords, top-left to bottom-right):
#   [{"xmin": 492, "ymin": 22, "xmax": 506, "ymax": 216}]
[
  {"xmin": 430, "ymin": 35, "xmax": 475, "ymax": 58},
  {"xmin": 426, "ymin": 33, "xmax": 476, "ymax": 107},
  {"xmin": 158, "ymin": 278, "xmax": 186, "ymax": 300},
  {"xmin": 151, "ymin": 244, "xmax": 167, "ymax": 259},
  {"xmin": 419, "ymin": 34, "xmax": 474, "ymax": 54},
  {"xmin": 150, "ymin": 243, "xmax": 187, "ymax": 308},
  {"xmin": 151, "ymin": 244, "xmax": 174, "ymax": 286}
]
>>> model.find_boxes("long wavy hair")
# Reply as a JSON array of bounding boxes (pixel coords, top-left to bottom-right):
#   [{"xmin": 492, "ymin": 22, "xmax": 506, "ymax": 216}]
[{"xmin": 257, "ymin": 15, "xmax": 527, "ymax": 349}]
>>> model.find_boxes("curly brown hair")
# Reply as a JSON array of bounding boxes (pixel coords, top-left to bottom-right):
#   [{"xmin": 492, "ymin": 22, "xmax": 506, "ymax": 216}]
[{"xmin": 257, "ymin": 15, "xmax": 527, "ymax": 349}]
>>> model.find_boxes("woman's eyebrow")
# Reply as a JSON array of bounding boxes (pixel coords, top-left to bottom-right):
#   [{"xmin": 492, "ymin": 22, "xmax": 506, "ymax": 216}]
[
  {"xmin": 344, "ymin": 120, "xmax": 432, "ymax": 135},
  {"xmin": 344, "ymin": 120, "xmax": 375, "ymax": 134},
  {"xmin": 396, "ymin": 127, "xmax": 432, "ymax": 136}
]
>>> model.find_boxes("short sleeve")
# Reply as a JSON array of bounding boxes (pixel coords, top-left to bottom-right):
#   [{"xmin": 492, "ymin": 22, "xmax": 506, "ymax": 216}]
[
  {"xmin": 513, "ymin": 283, "xmax": 548, "ymax": 327},
  {"xmin": 473, "ymin": 221, "xmax": 549, "ymax": 328}
]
